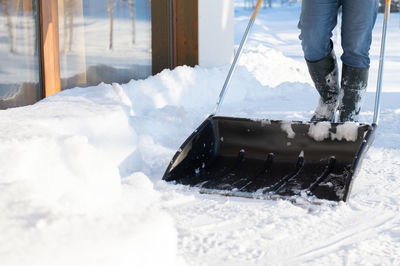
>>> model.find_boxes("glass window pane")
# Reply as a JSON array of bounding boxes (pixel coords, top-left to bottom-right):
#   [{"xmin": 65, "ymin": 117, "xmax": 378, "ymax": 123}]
[
  {"xmin": 58, "ymin": 0, "xmax": 152, "ymax": 90},
  {"xmin": 0, "ymin": 0, "xmax": 41, "ymax": 109}
]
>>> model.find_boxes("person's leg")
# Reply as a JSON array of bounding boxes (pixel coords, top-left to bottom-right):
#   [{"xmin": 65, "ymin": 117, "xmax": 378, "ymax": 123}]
[
  {"xmin": 298, "ymin": 0, "xmax": 340, "ymax": 121},
  {"xmin": 339, "ymin": 0, "xmax": 378, "ymax": 122},
  {"xmin": 306, "ymin": 47, "xmax": 339, "ymax": 121},
  {"xmin": 298, "ymin": 0, "xmax": 339, "ymax": 62}
]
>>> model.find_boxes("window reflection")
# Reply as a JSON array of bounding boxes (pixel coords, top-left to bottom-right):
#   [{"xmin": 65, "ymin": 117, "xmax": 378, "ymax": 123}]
[
  {"xmin": 0, "ymin": 0, "xmax": 41, "ymax": 109},
  {"xmin": 58, "ymin": 0, "xmax": 152, "ymax": 90}
]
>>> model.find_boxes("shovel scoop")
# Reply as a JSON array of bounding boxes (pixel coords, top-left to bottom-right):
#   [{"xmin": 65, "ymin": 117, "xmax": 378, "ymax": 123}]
[{"xmin": 163, "ymin": 116, "xmax": 375, "ymax": 202}]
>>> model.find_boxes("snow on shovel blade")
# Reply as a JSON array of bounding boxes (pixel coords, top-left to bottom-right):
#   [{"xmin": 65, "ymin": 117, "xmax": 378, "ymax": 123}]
[{"xmin": 163, "ymin": 116, "xmax": 375, "ymax": 202}]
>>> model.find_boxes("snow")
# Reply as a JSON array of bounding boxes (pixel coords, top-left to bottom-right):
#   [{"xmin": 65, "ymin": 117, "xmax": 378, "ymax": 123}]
[
  {"xmin": 281, "ymin": 120, "xmax": 296, "ymax": 138},
  {"xmin": 0, "ymin": 84, "xmax": 182, "ymax": 266},
  {"xmin": 308, "ymin": 122, "xmax": 332, "ymax": 141},
  {"xmin": 1, "ymin": 1, "xmax": 400, "ymax": 266},
  {"xmin": 308, "ymin": 121, "xmax": 360, "ymax": 142},
  {"xmin": 331, "ymin": 122, "xmax": 361, "ymax": 142}
]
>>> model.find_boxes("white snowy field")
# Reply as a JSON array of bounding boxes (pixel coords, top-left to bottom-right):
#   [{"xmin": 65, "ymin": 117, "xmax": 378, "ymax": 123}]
[{"xmin": 1, "ymin": 2, "xmax": 400, "ymax": 266}]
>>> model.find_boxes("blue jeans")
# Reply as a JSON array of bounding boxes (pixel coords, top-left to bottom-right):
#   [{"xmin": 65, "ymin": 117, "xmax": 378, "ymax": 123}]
[{"xmin": 298, "ymin": 0, "xmax": 378, "ymax": 68}]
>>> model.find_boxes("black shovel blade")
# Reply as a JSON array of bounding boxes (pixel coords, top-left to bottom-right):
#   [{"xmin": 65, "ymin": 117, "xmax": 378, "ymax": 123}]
[{"xmin": 163, "ymin": 116, "xmax": 376, "ymax": 202}]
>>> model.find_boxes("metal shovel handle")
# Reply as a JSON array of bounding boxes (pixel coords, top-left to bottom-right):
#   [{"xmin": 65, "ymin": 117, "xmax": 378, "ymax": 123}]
[
  {"xmin": 212, "ymin": 0, "xmax": 264, "ymax": 116},
  {"xmin": 373, "ymin": 0, "xmax": 392, "ymax": 125}
]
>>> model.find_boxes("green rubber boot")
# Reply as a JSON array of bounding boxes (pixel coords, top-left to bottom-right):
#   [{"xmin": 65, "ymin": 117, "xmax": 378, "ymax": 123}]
[
  {"xmin": 306, "ymin": 49, "xmax": 340, "ymax": 122},
  {"xmin": 338, "ymin": 64, "xmax": 369, "ymax": 122}
]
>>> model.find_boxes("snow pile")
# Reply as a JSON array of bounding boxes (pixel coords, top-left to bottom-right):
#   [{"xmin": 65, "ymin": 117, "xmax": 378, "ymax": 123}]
[
  {"xmin": 116, "ymin": 45, "xmax": 314, "ymax": 124},
  {"xmin": 0, "ymin": 84, "xmax": 182, "ymax": 266},
  {"xmin": 238, "ymin": 45, "xmax": 311, "ymax": 87}
]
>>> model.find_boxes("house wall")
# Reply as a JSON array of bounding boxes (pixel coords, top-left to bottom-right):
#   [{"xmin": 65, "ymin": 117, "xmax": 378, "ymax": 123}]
[{"xmin": 198, "ymin": 0, "xmax": 234, "ymax": 67}]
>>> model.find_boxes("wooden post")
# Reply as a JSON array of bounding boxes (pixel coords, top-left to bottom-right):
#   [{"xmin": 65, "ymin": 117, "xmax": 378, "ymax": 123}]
[
  {"xmin": 151, "ymin": 0, "xmax": 199, "ymax": 75},
  {"xmin": 39, "ymin": 0, "xmax": 61, "ymax": 97},
  {"xmin": 173, "ymin": 0, "xmax": 198, "ymax": 67},
  {"xmin": 151, "ymin": 0, "xmax": 174, "ymax": 75}
]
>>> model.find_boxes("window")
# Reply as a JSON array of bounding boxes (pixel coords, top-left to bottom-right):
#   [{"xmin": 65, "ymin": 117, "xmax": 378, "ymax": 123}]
[
  {"xmin": 0, "ymin": 0, "xmax": 198, "ymax": 109},
  {"xmin": 0, "ymin": 0, "xmax": 41, "ymax": 109},
  {"xmin": 58, "ymin": 0, "xmax": 152, "ymax": 90}
]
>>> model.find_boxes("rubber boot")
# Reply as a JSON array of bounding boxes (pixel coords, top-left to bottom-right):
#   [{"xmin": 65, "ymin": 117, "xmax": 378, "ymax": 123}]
[
  {"xmin": 338, "ymin": 64, "xmax": 369, "ymax": 122},
  {"xmin": 306, "ymin": 49, "xmax": 339, "ymax": 122}
]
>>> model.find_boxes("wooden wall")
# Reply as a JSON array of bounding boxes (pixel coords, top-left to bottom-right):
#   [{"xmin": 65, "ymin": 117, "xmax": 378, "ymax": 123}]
[
  {"xmin": 151, "ymin": 0, "xmax": 173, "ymax": 75},
  {"xmin": 152, "ymin": 0, "xmax": 198, "ymax": 74},
  {"xmin": 173, "ymin": 0, "xmax": 198, "ymax": 67}
]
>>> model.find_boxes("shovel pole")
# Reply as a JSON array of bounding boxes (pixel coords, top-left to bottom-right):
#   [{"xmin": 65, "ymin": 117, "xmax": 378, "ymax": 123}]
[
  {"xmin": 373, "ymin": 0, "xmax": 391, "ymax": 125},
  {"xmin": 212, "ymin": 0, "xmax": 264, "ymax": 116}
]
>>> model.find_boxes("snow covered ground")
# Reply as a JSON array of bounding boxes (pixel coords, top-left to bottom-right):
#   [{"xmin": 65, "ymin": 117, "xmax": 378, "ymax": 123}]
[{"xmin": 1, "ymin": 2, "xmax": 400, "ymax": 266}]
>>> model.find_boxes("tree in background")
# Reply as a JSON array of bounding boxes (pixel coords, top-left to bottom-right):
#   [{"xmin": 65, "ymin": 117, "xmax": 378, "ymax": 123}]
[
  {"xmin": 244, "ymin": 0, "xmax": 270, "ymax": 8},
  {"xmin": 244, "ymin": 0, "xmax": 300, "ymax": 9},
  {"xmin": 108, "ymin": 0, "xmax": 114, "ymax": 50},
  {"xmin": 126, "ymin": 0, "xmax": 136, "ymax": 44},
  {"xmin": 1, "ymin": 0, "xmax": 15, "ymax": 53},
  {"xmin": 60, "ymin": 0, "xmax": 76, "ymax": 54}
]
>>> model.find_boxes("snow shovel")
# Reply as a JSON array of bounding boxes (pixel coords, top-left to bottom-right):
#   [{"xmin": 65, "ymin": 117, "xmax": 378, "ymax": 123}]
[{"xmin": 162, "ymin": 0, "xmax": 391, "ymax": 202}]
